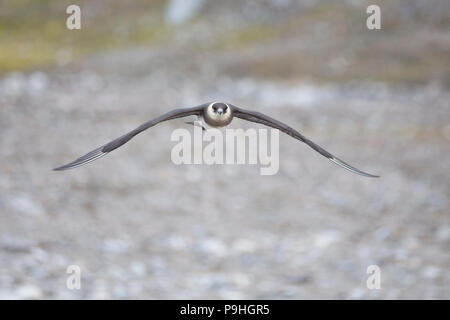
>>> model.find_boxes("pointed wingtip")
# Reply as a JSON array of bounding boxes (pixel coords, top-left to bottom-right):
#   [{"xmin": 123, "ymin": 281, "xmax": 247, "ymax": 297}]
[
  {"xmin": 52, "ymin": 147, "xmax": 107, "ymax": 172},
  {"xmin": 329, "ymin": 157, "xmax": 380, "ymax": 178},
  {"xmin": 53, "ymin": 163, "xmax": 74, "ymax": 171}
]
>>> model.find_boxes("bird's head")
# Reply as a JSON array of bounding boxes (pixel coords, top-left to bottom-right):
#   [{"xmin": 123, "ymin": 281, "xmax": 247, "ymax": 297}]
[{"xmin": 204, "ymin": 102, "xmax": 233, "ymax": 127}]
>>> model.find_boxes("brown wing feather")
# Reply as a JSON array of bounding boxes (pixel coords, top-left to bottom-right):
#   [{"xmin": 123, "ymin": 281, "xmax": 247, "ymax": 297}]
[
  {"xmin": 232, "ymin": 106, "xmax": 379, "ymax": 178},
  {"xmin": 54, "ymin": 105, "xmax": 205, "ymax": 171}
]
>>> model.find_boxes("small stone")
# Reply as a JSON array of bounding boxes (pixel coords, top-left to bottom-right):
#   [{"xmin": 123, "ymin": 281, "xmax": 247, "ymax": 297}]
[
  {"xmin": 349, "ymin": 287, "xmax": 365, "ymax": 299},
  {"xmin": 100, "ymin": 238, "xmax": 130, "ymax": 254},
  {"xmin": 232, "ymin": 239, "xmax": 256, "ymax": 253},
  {"xmin": 167, "ymin": 235, "xmax": 187, "ymax": 250},
  {"xmin": 9, "ymin": 195, "xmax": 44, "ymax": 216},
  {"xmin": 436, "ymin": 226, "xmax": 450, "ymax": 242},
  {"xmin": 165, "ymin": 0, "xmax": 205, "ymax": 25},
  {"xmin": 130, "ymin": 261, "xmax": 147, "ymax": 277},
  {"xmin": 28, "ymin": 72, "xmax": 48, "ymax": 93},
  {"xmin": 201, "ymin": 238, "xmax": 228, "ymax": 257},
  {"xmin": 421, "ymin": 266, "xmax": 440, "ymax": 279},
  {"xmin": 15, "ymin": 284, "xmax": 42, "ymax": 299},
  {"xmin": 314, "ymin": 230, "xmax": 342, "ymax": 248}
]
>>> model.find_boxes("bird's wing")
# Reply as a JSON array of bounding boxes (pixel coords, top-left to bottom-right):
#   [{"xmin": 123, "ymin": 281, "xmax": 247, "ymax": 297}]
[
  {"xmin": 54, "ymin": 105, "xmax": 205, "ymax": 171},
  {"xmin": 232, "ymin": 106, "xmax": 379, "ymax": 178}
]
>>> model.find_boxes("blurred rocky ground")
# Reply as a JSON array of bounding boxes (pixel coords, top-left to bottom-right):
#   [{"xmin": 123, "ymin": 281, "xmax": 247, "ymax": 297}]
[{"xmin": 0, "ymin": 0, "xmax": 449, "ymax": 299}]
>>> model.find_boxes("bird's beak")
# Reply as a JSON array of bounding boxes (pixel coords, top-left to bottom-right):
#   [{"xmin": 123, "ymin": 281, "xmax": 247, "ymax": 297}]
[{"xmin": 217, "ymin": 108, "xmax": 223, "ymax": 115}]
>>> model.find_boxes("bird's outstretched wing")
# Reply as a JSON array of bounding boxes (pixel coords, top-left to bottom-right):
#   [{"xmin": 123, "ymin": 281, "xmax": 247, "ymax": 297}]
[
  {"xmin": 232, "ymin": 106, "xmax": 379, "ymax": 178},
  {"xmin": 53, "ymin": 105, "xmax": 205, "ymax": 171}
]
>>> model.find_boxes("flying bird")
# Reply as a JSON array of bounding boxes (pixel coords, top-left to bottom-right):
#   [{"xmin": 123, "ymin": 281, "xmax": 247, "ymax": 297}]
[{"xmin": 54, "ymin": 102, "xmax": 379, "ymax": 177}]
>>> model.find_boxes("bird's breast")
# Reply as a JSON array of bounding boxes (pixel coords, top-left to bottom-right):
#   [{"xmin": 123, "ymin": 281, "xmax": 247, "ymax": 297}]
[{"xmin": 203, "ymin": 110, "xmax": 233, "ymax": 127}]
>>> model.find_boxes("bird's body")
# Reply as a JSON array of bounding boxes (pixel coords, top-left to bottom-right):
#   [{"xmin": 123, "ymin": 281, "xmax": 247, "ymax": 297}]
[
  {"xmin": 203, "ymin": 102, "xmax": 233, "ymax": 127},
  {"xmin": 54, "ymin": 102, "xmax": 379, "ymax": 177}
]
